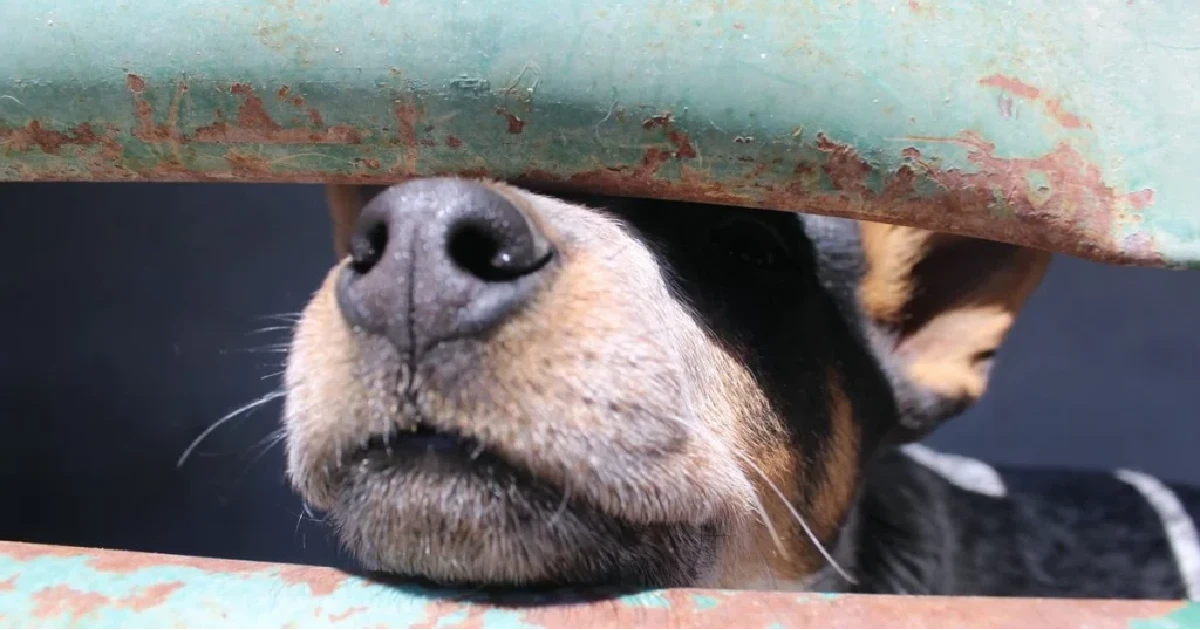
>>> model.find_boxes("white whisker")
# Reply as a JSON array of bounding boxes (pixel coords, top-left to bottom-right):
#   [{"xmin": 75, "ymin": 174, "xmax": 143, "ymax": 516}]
[
  {"xmin": 177, "ymin": 390, "xmax": 285, "ymax": 467},
  {"xmin": 744, "ymin": 473, "xmax": 787, "ymax": 556},
  {"xmin": 247, "ymin": 325, "xmax": 296, "ymax": 336},
  {"xmin": 220, "ymin": 343, "xmax": 292, "ymax": 355},
  {"xmin": 736, "ymin": 452, "xmax": 856, "ymax": 585},
  {"xmin": 255, "ymin": 313, "xmax": 304, "ymax": 323}
]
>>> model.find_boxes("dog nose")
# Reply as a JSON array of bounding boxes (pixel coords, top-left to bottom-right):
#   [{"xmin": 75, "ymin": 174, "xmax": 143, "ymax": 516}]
[{"xmin": 335, "ymin": 178, "xmax": 555, "ymax": 352}]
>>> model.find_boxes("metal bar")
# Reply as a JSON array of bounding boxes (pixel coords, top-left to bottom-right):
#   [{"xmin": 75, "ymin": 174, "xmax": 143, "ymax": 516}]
[
  {"xmin": 0, "ymin": 541, "xmax": 1192, "ymax": 628},
  {"xmin": 1, "ymin": 1, "xmax": 1198, "ymax": 268}
]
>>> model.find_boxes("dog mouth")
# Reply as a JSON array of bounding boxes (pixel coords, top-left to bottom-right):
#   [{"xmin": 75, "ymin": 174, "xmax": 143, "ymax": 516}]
[
  {"xmin": 350, "ymin": 423, "xmax": 485, "ymax": 466},
  {"xmin": 345, "ymin": 422, "xmax": 545, "ymax": 488}
]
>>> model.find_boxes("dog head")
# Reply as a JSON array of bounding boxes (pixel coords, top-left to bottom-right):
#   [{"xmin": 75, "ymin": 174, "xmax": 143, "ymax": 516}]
[{"xmin": 282, "ymin": 178, "xmax": 1049, "ymax": 589}]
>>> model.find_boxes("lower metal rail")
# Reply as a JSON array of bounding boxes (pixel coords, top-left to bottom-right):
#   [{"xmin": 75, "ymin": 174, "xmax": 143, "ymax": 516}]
[{"xmin": 0, "ymin": 541, "xmax": 1194, "ymax": 628}]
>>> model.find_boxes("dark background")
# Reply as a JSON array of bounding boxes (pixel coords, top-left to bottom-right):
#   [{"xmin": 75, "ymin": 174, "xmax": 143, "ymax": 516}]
[{"xmin": 1, "ymin": 182, "xmax": 1196, "ymax": 570}]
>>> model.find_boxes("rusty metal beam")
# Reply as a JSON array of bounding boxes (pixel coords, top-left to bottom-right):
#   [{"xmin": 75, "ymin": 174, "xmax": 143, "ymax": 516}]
[
  {"xmin": 0, "ymin": 541, "xmax": 1193, "ymax": 628},
  {"xmin": 1, "ymin": 1, "xmax": 1199, "ymax": 268}
]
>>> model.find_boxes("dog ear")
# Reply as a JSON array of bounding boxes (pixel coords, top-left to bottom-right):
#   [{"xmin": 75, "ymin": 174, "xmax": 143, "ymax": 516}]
[{"xmin": 856, "ymin": 222, "xmax": 1051, "ymax": 442}]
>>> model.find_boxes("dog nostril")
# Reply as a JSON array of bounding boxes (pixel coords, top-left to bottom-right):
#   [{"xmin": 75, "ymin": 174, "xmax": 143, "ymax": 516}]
[
  {"xmin": 446, "ymin": 216, "xmax": 553, "ymax": 282},
  {"xmin": 350, "ymin": 220, "xmax": 389, "ymax": 275}
]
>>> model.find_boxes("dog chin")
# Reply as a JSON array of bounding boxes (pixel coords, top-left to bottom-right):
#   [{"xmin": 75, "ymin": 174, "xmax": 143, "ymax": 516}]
[{"xmin": 321, "ymin": 430, "xmax": 725, "ymax": 588}]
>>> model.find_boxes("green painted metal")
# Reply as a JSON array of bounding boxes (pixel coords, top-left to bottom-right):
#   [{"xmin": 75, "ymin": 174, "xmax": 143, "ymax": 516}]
[
  {"xmin": 0, "ymin": 0, "xmax": 1198, "ymax": 268},
  {"xmin": 0, "ymin": 541, "xmax": 1195, "ymax": 628}
]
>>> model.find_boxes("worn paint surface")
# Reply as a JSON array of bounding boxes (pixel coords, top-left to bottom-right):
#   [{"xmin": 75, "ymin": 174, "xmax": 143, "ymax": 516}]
[
  {"xmin": 0, "ymin": 0, "xmax": 1198, "ymax": 267},
  {"xmin": 0, "ymin": 541, "xmax": 1193, "ymax": 629}
]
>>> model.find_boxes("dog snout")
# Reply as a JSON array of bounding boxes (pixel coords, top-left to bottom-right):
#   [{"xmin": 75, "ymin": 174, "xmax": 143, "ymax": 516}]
[{"xmin": 335, "ymin": 178, "xmax": 555, "ymax": 352}]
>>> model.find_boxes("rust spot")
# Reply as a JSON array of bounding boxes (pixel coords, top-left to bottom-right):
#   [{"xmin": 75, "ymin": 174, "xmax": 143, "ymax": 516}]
[
  {"xmin": 394, "ymin": 101, "xmax": 420, "ymax": 148},
  {"xmin": 816, "ymin": 132, "xmax": 872, "ymax": 191},
  {"xmin": 732, "ymin": 22, "xmax": 744, "ymax": 30},
  {"xmin": 1127, "ymin": 188, "xmax": 1155, "ymax": 210},
  {"xmin": 979, "ymin": 74, "xmax": 1091, "ymax": 130},
  {"xmin": 329, "ymin": 607, "xmax": 368, "ymax": 623},
  {"xmin": 188, "ymin": 85, "xmax": 361, "ymax": 144},
  {"xmin": 495, "ymin": 108, "xmax": 525, "ymax": 134},
  {"xmin": 356, "ymin": 157, "xmax": 382, "ymax": 170},
  {"xmin": 126, "ymin": 74, "xmax": 146, "ymax": 94},
  {"xmin": 226, "ymin": 151, "xmax": 273, "ymax": 174},
  {"xmin": 745, "ymin": 161, "xmax": 771, "ymax": 180},
  {"xmin": 0, "ymin": 577, "xmax": 15, "ymax": 591},
  {"xmin": 231, "ymin": 83, "xmax": 280, "ymax": 131},
  {"xmin": 31, "ymin": 585, "xmax": 110, "ymax": 621},
  {"xmin": 634, "ymin": 148, "xmax": 672, "ymax": 178},
  {"xmin": 641, "ymin": 113, "xmax": 673, "ymax": 130},
  {"xmin": 668, "ymin": 130, "xmax": 697, "ymax": 159},
  {"xmin": 0, "ymin": 121, "xmax": 115, "ymax": 157},
  {"xmin": 379, "ymin": 0, "xmax": 389, "ymax": 4},
  {"xmin": 905, "ymin": 0, "xmax": 933, "ymax": 13},
  {"xmin": 893, "ymin": 131, "xmax": 1151, "ymax": 260},
  {"xmin": 511, "ymin": 127, "xmax": 1158, "ymax": 266},
  {"xmin": 639, "ymin": 113, "xmax": 695, "ymax": 160},
  {"xmin": 980, "ymin": 74, "xmax": 1041, "ymax": 100},
  {"xmin": 276, "ymin": 86, "xmax": 290, "ymax": 100},
  {"xmin": 75, "ymin": 543, "xmax": 267, "ymax": 576},
  {"xmin": 445, "ymin": 135, "xmax": 463, "ymax": 149},
  {"xmin": 275, "ymin": 564, "xmax": 346, "ymax": 597},
  {"xmin": 1042, "ymin": 99, "xmax": 1086, "ymax": 130},
  {"xmin": 192, "ymin": 122, "xmax": 362, "ymax": 144},
  {"xmin": 127, "ymin": 79, "xmax": 359, "ymax": 146},
  {"xmin": 125, "ymin": 78, "xmax": 186, "ymax": 144},
  {"xmin": 116, "ymin": 582, "xmax": 184, "ymax": 612},
  {"xmin": 292, "ymin": 96, "xmax": 305, "ymax": 108},
  {"xmin": 393, "ymin": 98, "xmax": 422, "ymax": 174}
]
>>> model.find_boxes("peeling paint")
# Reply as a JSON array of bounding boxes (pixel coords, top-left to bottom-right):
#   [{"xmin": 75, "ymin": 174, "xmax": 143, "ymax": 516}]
[
  {"xmin": 979, "ymin": 74, "xmax": 1091, "ymax": 130},
  {"xmin": 2, "ymin": 540, "xmax": 1193, "ymax": 628},
  {"xmin": 495, "ymin": 107, "xmax": 525, "ymax": 134},
  {"xmin": 1, "ymin": 0, "xmax": 1196, "ymax": 267}
]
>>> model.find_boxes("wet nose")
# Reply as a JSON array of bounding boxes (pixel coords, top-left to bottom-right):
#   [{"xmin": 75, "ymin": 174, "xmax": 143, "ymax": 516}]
[{"xmin": 335, "ymin": 178, "xmax": 555, "ymax": 352}]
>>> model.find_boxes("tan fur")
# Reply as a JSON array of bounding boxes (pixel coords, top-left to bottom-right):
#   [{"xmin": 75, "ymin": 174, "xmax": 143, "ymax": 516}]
[
  {"xmin": 857, "ymin": 221, "xmax": 1050, "ymax": 404},
  {"xmin": 857, "ymin": 223, "xmax": 936, "ymax": 323},
  {"xmin": 812, "ymin": 371, "xmax": 861, "ymax": 542}
]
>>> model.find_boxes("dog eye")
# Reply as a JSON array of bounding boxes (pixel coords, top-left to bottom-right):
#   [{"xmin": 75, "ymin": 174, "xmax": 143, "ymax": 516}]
[{"xmin": 705, "ymin": 218, "xmax": 791, "ymax": 269}]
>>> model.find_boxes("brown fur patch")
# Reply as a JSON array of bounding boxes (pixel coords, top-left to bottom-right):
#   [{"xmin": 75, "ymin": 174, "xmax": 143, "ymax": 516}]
[
  {"xmin": 812, "ymin": 370, "xmax": 861, "ymax": 541},
  {"xmin": 857, "ymin": 222, "xmax": 937, "ymax": 324},
  {"xmin": 857, "ymin": 220, "xmax": 1050, "ymax": 405},
  {"xmin": 325, "ymin": 184, "xmax": 367, "ymax": 259}
]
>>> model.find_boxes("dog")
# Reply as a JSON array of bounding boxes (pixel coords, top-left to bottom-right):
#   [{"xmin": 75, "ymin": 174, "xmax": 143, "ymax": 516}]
[{"xmin": 281, "ymin": 178, "xmax": 1200, "ymax": 600}]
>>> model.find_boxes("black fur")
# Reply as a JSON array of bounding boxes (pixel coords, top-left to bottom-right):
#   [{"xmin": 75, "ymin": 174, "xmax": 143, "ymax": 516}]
[
  {"xmin": 804, "ymin": 449, "xmax": 1200, "ymax": 599},
  {"xmin": 799, "ymin": 215, "xmax": 1200, "ymax": 600}
]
